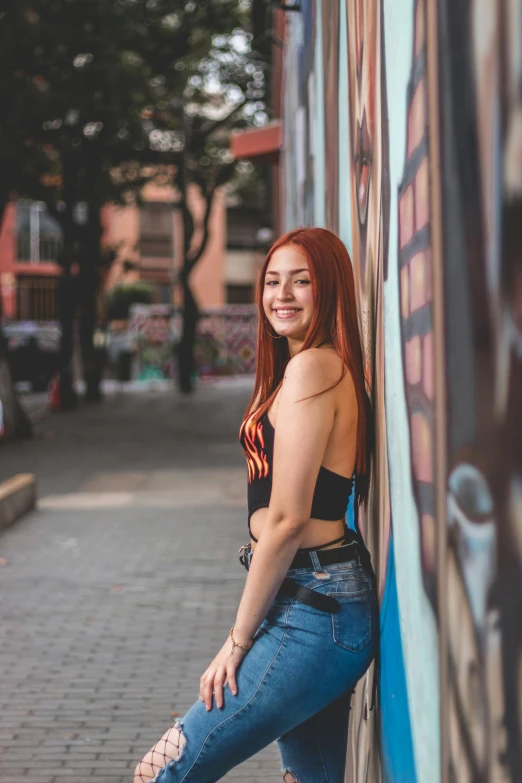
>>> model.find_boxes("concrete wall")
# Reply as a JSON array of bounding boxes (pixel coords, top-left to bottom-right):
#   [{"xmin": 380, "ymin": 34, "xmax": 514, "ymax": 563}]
[{"xmin": 282, "ymin": 1, "xmax": 522, "ymax": 781}]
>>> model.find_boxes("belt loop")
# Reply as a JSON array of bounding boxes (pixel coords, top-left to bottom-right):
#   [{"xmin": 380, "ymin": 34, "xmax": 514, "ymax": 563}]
[
  {"xmin": 238, "ymin": 543, "xmax": 252, "ymax": 571},
  {"xmin": 309, "ymin": 550, "xmax": 322, "ymax": 571}
]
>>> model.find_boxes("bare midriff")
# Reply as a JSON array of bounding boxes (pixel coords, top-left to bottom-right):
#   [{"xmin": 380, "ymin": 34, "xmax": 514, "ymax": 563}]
[{"xmin": 249, "ymin": 507, "xmax": 346, "ymax": 552}]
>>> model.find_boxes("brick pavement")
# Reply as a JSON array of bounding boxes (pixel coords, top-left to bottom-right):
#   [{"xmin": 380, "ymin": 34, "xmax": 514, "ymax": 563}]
[{"xmin": 0, "ymin": 381, "xmax": 282, "ymax": 783}]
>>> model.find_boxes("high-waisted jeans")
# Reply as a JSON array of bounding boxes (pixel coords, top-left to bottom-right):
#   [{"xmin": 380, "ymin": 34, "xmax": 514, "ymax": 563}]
[{"xmin": 144, "ymin": 544, "xmax": 378, "ymax": 783}]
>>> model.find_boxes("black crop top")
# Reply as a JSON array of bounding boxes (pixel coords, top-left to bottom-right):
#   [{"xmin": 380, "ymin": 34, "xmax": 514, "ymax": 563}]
[{"xmin": 239, "ymin": 410, "xmax": 354, "ymax": 538}]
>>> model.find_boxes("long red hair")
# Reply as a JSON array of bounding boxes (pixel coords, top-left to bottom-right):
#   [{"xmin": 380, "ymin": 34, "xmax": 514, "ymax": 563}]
[{"xmin": 242, "ymin": 227, "xmax": 373, "ymax": 505}]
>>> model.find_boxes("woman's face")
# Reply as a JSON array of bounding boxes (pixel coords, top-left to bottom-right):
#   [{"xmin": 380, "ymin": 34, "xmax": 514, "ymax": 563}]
[{"xmin": 263, "ymin": 245, "xmax": 314, "ymax": 347}]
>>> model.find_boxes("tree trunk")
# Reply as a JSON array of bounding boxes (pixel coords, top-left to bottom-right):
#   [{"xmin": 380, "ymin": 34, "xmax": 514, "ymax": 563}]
[
  {"xmin": 79, "ymin": 269, "xmax": 101, "ymax": 401},
  {"xmin": 0, "ymin": 188, "xmax": 9, "ymax": 233},
  {"xmin": 56, "ymin": 153, "xmax": 79, "ymax": 410},
  {"xmin": 178, "ymin": 271, "xmax": 199, "ymax": 394},
  {"xmin": 0, "ymin": 332, "xmax": 32, "ymax": 440},
  {"xmin": 79, "ymin": 208, "xmax": 103, "ymax": 402},
  {"xmin": 176, "ymin": 180, "xmax": 216, "ymax": 394},
  {"xmin": 57, "ymin": 266, "xmax": 78, "ymax": 410}
]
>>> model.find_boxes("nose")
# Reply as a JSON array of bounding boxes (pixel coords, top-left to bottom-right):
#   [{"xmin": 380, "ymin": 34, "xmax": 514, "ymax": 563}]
[{"xmin": 276, "ymin": 278, "xmax": 294, "ymax": 300}]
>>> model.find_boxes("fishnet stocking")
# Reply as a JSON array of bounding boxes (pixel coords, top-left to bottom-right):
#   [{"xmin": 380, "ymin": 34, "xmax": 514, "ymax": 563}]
[{"xmin": 134, "ymin": 722, "xmax": 186, "ymax": 783}]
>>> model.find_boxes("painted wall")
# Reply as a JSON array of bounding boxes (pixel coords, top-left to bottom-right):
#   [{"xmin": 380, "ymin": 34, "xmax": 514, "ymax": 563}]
[{"xmin": 282, "ymin": 1, "xmax": 522, "ymax": 781}]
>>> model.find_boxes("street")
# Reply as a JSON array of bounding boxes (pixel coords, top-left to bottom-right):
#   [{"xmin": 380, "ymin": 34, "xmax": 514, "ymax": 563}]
[{"xmin": 0, "ymin": 380, "xmax": 281, "ymax": 782}]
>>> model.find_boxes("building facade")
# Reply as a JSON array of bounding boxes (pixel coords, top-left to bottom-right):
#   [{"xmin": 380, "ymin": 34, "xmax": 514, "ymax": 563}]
[{"xmin": 0, "ymin": 183, "xmax": 264, "ymax": 322}]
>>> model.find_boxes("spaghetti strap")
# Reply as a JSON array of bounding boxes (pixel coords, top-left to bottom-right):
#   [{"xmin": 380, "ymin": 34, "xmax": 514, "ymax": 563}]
[
  {"xmin": 248, "ymin": 523, "xmax": 345, "ymax": 552},
  {"xmin": 296, "ymin": 534, "xmax": 346, "ymax": 552},
  {"xmin": 247, "ymin": 519, "xmax": 259, "ymax": 543}
]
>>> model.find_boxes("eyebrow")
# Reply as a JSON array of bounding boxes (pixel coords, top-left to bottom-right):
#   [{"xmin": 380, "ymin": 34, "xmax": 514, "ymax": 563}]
[{"xmin": 265, "ymin": 268, "xmax": 310, "ymax": 275}]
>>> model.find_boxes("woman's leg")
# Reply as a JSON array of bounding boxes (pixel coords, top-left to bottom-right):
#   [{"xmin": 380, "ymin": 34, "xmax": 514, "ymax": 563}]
[
  {"xmin": 133, "ymin": 614, "xmax": 345, "ymax": 783},
  {"xmin": 134, "ymin": 619, "xmax": 369, "ymax": 782},
  {"xmin": 136, "ymin": 722, "xmax": 187, "ymax": 783},
  {"xmin": 134, "ymin": 560, "xmax": 376, "ymax": 783},
  {"xmin": 134, "ymin": 613, "xmax": 296, "ymax": 783},
  {"xmin": 277, "ymin": 689, "xmax": 354, "ymax": 783}
]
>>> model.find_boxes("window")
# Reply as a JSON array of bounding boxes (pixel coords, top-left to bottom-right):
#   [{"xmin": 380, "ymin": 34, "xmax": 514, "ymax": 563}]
[
  {"xmin": 16, "ymin": 200, "xmax": 62, "ymax": 263},
  {"xmin": 140, "ymin": 203, "xmax": 173, "ymax": 258},
  {"xmin": 226, "ymin": 284, "xmax": 254, "ymax": 304},
  {"xmin": 227, "ymin": 208, "xmax": 264, "ymax": 250},
  {"xmin": 16, "ymin": 276, "xmax": 59, "ymax": 321}
]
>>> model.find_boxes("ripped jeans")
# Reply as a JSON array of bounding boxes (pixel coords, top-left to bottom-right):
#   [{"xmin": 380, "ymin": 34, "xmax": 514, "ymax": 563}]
[{"xmin": 135, "ymin": 545, "xmax": 378, "ymax": 783}]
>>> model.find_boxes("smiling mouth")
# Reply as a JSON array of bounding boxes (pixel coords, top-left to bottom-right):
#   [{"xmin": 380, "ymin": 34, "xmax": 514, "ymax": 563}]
[{"xmin": 273, "ymin": 308, "xmax": 302, "ymax": 316}]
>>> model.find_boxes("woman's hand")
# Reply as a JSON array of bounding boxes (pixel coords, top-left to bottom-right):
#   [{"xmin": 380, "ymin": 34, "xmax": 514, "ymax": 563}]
[{"xmin": 199, "ymin": 635, "xmax": 250, "ymax": 711}]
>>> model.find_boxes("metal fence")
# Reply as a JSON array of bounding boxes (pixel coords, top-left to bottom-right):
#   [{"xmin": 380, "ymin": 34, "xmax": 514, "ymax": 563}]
[
  {"xmin": 16, "ymin": 232, "xmax": 62, "ymax": 263},
  {"xmin": 16, "ymin": 276, "xmax": 60, "ymax": 321}
]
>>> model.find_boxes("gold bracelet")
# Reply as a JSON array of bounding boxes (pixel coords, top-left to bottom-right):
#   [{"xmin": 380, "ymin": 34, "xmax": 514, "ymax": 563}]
[{"xmin": 229, "ymin": 624, "xmax": 254, "ymax": 654}]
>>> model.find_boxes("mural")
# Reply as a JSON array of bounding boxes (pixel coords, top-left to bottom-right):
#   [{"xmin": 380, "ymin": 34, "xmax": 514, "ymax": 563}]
[
  {"xmin": 438, "ymin": 0, "xmax": 522, "ymax": 779},
  {"xmin": 345, "ymin": 0, "xmax": 391, "ymax": 600},
  {"xmin": 125, "ymin": 304, "xmax": 257, "ymax": 380},
  {"xmin": 322, "ymin": 0, "xmax": 340, "ymax": 233},
  {"xmin": 282, "ymin": 0, "xmax": 522, "ymax": 781},
  {"xmin": 397, "ymin": 0, "xmax": 438, "ymax": 608},
  {"xmin": 283, "ymin": 1, "xmax": 316, "ymax": 230},
  {"xmin": 344, "ymin": 1, "xmax": 398, "ymax": 781}
]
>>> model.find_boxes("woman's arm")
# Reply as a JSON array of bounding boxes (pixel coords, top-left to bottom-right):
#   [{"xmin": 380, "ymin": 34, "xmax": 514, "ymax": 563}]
[
  {"xmin": 233, "ymin": 348, "xmax": 342, "ymax": 641},
  {"xmin": 198, "ymin": 349, "xmax": 344, "ymax": 711}
]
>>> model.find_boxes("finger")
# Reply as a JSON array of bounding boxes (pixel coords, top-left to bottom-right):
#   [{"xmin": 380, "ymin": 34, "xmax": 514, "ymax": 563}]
[
  {"xmin": 200, "ymin": 672, "xmax": 214, "ymax": 711},
  {"xmin": 214, "ymin": 671, "xmax": 226, "ymax": 709},
  {"xmin": 199, "ymin": 672, "xmax": 208, "ymax": 703},
  {"xmin": 227, "ymin": 664, "xmax": 238, "ymax": 696}
]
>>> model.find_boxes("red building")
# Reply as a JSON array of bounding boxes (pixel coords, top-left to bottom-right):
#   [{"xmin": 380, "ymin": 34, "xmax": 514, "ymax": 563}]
[
  {"xmin": 0, "ymin": 201, "xmax": 62, "ymax": 321},
  {"xmin": 0, "ymin": 183, "xmax": 265, "ymax": 322}
]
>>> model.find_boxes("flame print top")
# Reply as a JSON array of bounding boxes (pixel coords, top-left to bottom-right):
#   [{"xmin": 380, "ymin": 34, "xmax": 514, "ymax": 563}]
[
  {"xmin": 239, "ymin": 410, "xmax": 271, "ymax": 483},
  {"xmin": 239, "ymin": 409, "xmax": 275, "ymax": 525},
  {"xmin": 239, "ymin": 408, "xmax": 354, "ymax": 526}
]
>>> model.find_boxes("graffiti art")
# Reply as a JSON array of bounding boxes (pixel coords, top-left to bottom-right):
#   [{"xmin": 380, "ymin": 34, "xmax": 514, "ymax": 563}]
[{"xmin": 281, "ymin": 0, "xmax": 522, "ymax": 780}]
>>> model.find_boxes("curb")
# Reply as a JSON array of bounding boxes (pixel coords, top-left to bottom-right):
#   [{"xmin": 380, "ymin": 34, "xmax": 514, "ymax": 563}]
[{"xmin": 0, "ymin": 474, "xmax": 37, "ymax": 532}]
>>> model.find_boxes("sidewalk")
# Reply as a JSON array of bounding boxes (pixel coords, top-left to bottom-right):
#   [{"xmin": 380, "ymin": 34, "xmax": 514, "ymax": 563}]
[
  {"xmin": 0, "ymin": 381, "xmax": 281, "ymax": 783},
  {"xmin": 17, "ymin": 389, "xmax": 50, "ymax": 424}
]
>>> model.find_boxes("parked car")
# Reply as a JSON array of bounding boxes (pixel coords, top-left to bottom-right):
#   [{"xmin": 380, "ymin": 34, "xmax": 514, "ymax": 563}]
[{"xmin": 3, "ymin": 321, "xmax": 61, "ymax": 391}]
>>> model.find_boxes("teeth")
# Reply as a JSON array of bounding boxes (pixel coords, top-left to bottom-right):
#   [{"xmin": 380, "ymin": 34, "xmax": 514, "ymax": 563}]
[{"xmin": 275, "ymin": 309, "xmax": 299, "ymax": 314}]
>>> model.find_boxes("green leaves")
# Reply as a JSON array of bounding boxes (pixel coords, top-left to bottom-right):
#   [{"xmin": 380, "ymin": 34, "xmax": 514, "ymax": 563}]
[{"xmin": 0, "ymin": 0, "xmax": 265, "ymax": 220}]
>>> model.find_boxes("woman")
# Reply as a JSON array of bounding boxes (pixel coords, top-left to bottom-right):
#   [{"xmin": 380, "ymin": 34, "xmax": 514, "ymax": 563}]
[{"xmin": 134, "ymin": 227, "xmax": 378, "ymax": 783}]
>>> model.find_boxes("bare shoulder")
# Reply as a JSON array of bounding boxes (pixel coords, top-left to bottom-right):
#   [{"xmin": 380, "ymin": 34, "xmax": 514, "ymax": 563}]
[{"xmin": 282, "ymin": 347, "xmax": 347, "ymax": 399}]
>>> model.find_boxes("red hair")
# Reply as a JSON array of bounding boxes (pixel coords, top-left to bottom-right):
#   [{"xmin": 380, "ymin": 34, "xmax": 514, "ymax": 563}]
[{"xmin": 243, "ymin": 227, "xmax": 373, "ymax": 505}]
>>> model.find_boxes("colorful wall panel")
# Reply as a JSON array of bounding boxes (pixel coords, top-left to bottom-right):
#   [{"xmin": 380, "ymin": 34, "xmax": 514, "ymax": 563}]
[{"xmin": 282, "ymin": 0, "xmax": 522, "ymax": 780}]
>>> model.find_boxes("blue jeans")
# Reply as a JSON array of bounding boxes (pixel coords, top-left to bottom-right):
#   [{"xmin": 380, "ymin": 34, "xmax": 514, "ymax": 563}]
[{"xmin": 147, "ymin": 545, "xmax": 378, "ymax": 783}]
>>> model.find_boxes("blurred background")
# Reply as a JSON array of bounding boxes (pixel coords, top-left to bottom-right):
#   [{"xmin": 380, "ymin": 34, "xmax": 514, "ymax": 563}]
[
  {"xmin": 0, "ymin": 0, "xmax": 279, "ymax": 414},
  {"xmin": 0, "ymin": 1, "xmax": 521, "ymax": 783}
]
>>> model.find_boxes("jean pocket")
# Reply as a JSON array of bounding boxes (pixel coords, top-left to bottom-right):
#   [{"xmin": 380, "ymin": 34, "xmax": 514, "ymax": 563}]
[{"xmin": 327, "ymin": 587, "xmax": 372, "ymax": 653}]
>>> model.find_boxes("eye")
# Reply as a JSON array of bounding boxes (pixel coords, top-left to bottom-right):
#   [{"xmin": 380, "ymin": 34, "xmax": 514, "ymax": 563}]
[
  {"xmin": 265, "ymin": 279, "xmax": 278, "ymax": 286},
  {"xmin": 296, "ymin": 278, "xmax": 310, "ymax": 285}
]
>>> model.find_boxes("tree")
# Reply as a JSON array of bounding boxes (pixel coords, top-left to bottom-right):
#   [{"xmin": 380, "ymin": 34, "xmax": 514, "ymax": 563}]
[
  {"xmin": 0, "ymin": 0, "xmax": 267, "ymax": 405},
  {"xmin": 164, "ymin": 26, "xmax": 268, "ymax": 391},
  {"xmin": 105, "ymin": 282, "xmax": 154, "ymax": 322}
]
